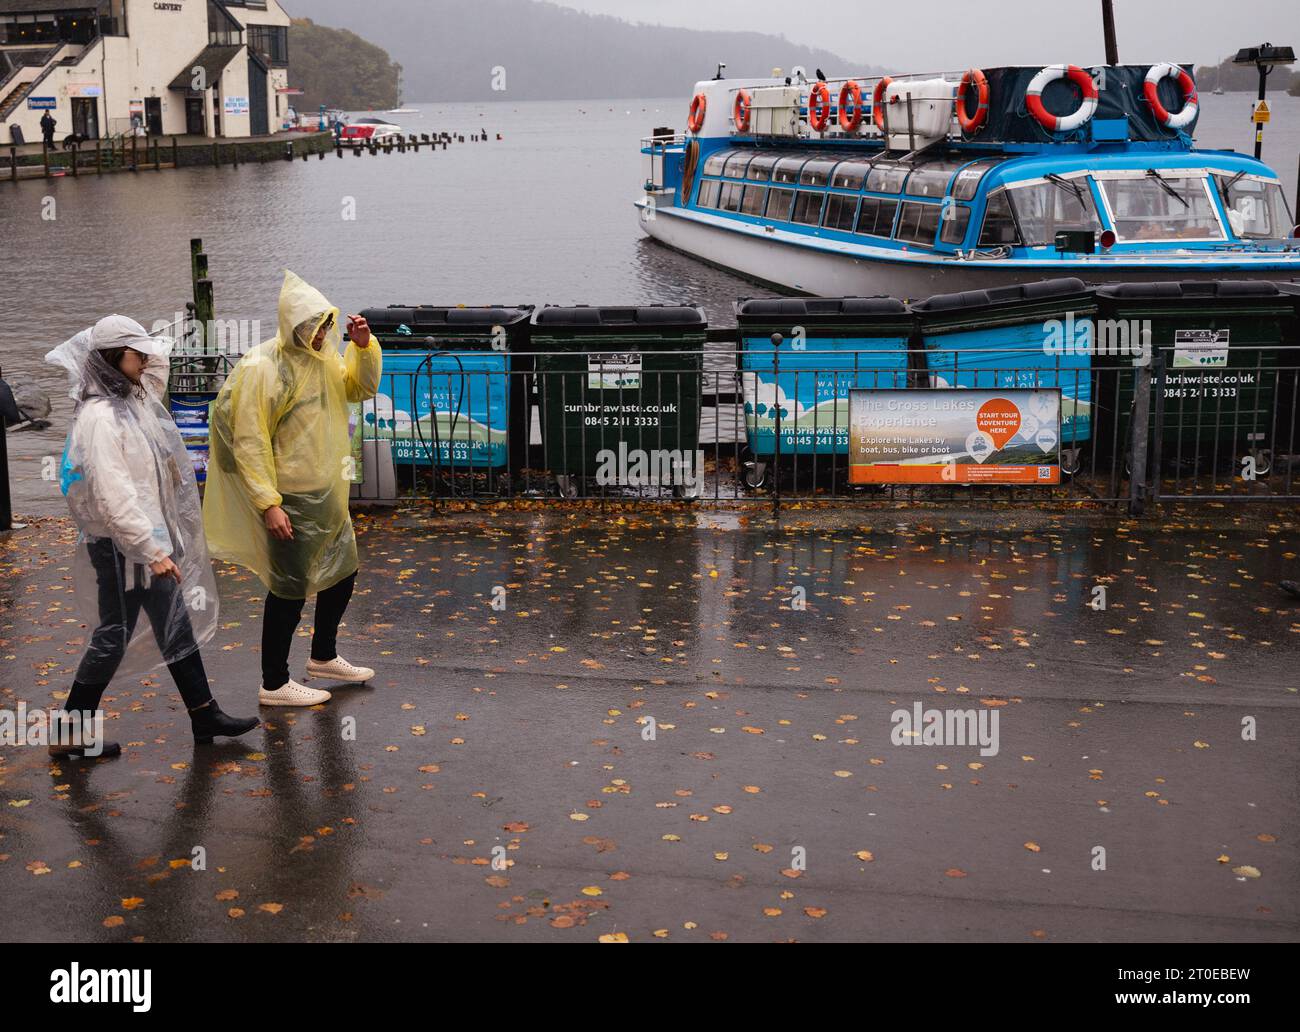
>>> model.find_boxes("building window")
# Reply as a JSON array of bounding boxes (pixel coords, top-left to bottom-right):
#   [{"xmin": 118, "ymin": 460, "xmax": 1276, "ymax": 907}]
[
  {"xmin": 248, "ymin": 24, "xmax": 288, "ymax": 66},
  {"xmin": 208, "ymin": 0, "xmax": 243, "ymax": 46}
]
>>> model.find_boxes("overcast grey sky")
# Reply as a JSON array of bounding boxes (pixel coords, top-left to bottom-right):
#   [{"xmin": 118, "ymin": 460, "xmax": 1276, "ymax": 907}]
[{"xmin": 549, "ymin": 0, "xmax": 1298, "ymax": 69}]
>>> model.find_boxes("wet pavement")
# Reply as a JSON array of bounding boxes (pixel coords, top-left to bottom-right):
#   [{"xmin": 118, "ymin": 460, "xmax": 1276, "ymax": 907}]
[{"xmin": 1, "ymin": 506, "xmax": 1297, "ymax": 942}]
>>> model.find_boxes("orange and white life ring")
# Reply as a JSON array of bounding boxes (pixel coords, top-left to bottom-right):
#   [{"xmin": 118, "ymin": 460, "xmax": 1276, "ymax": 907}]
[
  {"xmin": 687, "ymin": 92, "xmax": 707, "ymax": 133},
  {"xmin": 837, "ymin": 80, "xmax": 864, "ymax": 131},
  {"xmin": 872, "ymin": 76, "xmax": 894, "ymax": 131},
  {"xmin": 807, "ymin": 81, "xmax": 831, "ymax": 132},
  {"xmin": 732, "ymin": 89, "xmax": 752, "ymax": 133},
  {"xmin": 1025, "ymin": 64, "xmax": 1097, "ymax": 133},
  {"xmin": 956, "ymin": 67, "xmax": 989, "ymax": 133},
  {"xmin": 1144, "ymin": 63, "xmax": 1198, "ymax": 130}
]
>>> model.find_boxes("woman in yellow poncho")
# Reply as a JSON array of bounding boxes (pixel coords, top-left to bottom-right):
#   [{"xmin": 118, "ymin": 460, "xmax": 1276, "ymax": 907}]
[{"xmin": 204, "ymin": 271, "xmax": 382, "ymax": 707}]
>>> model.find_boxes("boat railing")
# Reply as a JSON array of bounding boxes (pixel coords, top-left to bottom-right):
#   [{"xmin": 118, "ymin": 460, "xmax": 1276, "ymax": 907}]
[
  {"xmin": 640, "ymin": 132, "xmax": 688, "ymax": 150},
  {"xmin": 726, "ymin": 71, "xmax": 969, "ymax": 147}
]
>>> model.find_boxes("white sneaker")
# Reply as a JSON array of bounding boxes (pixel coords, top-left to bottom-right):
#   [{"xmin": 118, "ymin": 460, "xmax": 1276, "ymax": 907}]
[
  {"xmin": 259, "ymin": 678, "xmax": 332, "ymax": 707},
  {"xmin": 305, "ymin": 655, "xmax": 375, "ymax": 683}
]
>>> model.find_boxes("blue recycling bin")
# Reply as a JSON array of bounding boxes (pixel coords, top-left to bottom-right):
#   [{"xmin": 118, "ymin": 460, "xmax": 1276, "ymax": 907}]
[
  {"xmin": 911, "ymin": 278, "xmax": 1097, "ymax": 467},
  {"xmin": 735, "ymin": 297, "xmax": 914, "ymax": 486},
  {"xmin": 359, "ymin": 305, "xmax": 534, "ymax": 475}
]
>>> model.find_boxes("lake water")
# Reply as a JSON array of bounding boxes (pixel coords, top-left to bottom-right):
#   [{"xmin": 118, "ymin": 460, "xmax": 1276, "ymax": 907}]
[{"xmin": 1, "ymin": 91, "xmax": 1298, "ymax": 513}]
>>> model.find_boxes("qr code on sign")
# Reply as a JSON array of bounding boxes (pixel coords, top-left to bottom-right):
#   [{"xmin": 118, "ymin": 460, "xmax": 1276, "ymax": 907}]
[{"xmin": 1038, "ymin": 466, "xmax": 1052, "ymax": 480}]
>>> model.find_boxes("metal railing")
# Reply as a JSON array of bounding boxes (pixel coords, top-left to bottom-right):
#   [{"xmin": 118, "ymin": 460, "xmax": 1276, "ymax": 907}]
[
  {"xmin": 146, "ymin": 340, "xmax": 1300, "ymax": 512},
  {"xmin": 332, "ymin": 344, "xmax": 1300, "ymax": 511},
  {"xmin": 725, "ymin": 71, "xmax": 967, "ymax": 144}
]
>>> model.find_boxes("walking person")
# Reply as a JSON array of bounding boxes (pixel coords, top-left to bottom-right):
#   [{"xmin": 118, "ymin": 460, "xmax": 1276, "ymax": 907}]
[
  {"xmin": 204, "ymin": 271, "xmax": 382, "ymax": 707},
  {"xmin": 40, "ymin": 110, "xmax": 56, "ymax": 148},
  {"xmin": 44, "ymin": 317, "xmax": 260, "ymax": 758}
]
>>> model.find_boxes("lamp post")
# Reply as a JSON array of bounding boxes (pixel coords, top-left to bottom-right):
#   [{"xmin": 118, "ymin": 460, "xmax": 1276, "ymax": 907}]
[{"xmin": 1231, "ymin": 43, "xmax": 1295, "ymax": 160}]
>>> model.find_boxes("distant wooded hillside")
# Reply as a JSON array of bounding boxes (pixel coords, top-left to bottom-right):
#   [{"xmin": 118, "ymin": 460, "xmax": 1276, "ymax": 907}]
[{"xmin": 284, "ymin": 0, "xmax": 867, "ymax": 102}]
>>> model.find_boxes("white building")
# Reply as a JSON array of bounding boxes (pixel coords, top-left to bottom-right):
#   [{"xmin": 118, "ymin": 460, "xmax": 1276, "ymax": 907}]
[{"xmin": 1, "ymin": 1, "xmax": 294, "ymax": 144}]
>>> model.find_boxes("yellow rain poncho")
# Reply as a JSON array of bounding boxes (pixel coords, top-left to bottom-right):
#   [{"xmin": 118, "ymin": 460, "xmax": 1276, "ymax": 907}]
[{"xmin": 204, "ymin": 271, "xmax": 382, "ymax": 599}]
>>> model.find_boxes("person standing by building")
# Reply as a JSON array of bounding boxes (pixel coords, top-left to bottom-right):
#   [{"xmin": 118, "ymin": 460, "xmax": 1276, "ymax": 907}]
[
  {"xmin": 44, "ymin": 318, "xmax": 261, "ymax": 758},
  {"xmin": 40, "ymin": 110, "xmax": 56, "ymax": 148},
  {"xmin": 204, "ymin": 271, "xmax": 382, "ymax": 707}
]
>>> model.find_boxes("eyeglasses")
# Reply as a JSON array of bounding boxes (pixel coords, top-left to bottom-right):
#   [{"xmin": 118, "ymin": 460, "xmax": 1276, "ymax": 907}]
[{"xmin": 320, "ymin": 313, "xmax": 335, "ymax": 334}]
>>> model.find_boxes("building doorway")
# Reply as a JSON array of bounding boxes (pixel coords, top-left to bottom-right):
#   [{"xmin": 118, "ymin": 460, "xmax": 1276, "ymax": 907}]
[
  {"xmin": 248, "ymin": 55, "xmax": 268, "ymax": 136},
  {"xmin": 145, "ymin": 97, "xmax": 162, "ymax": 135},
  {"xmin": 185, "ymin": 97, "xmax": 204, "ymax": 136},
  {"xmin": 71, "ymin": 97, "xmax": 99, "ymax": 139}
]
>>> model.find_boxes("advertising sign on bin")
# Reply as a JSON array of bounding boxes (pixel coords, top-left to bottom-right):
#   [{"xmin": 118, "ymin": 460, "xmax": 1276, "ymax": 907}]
[
  {"xmin": 848, "ymin": 388, "xmax": 1062, "ymax": 485},
  {"xmin": 587, "ymin": 352, "xmax": 642, "ymax": 389}
]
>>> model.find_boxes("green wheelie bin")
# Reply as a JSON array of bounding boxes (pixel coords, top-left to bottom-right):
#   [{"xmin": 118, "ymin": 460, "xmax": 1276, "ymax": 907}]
[
  {"xmin": 1095, "ymin": 281, "xmax": 1293, "ymax": 476},
  {"xmin": 531, "ymin": 305, "xmax": 707, "ymax": 497}
]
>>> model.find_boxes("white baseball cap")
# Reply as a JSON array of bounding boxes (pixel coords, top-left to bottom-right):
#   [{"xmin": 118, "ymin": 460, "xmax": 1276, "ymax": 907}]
[{"xmin": 90, "ymin": 314, "xmax": 174, "ymax": 358}]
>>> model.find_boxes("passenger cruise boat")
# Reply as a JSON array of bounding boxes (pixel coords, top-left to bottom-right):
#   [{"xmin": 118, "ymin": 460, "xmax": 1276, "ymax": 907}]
[{"xmin": 636, "ymin": 64, "xmax": 1300, "ymax": 295}]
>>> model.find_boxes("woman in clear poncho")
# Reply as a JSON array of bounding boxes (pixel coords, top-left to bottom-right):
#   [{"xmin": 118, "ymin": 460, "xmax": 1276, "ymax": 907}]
[
  {"xmin": 204, "ymin": 271, "xmax": 382, "ymax": 707},
  {"xmin": 44, "ymin": 316, "xmax": 261, "ymax": 758}
]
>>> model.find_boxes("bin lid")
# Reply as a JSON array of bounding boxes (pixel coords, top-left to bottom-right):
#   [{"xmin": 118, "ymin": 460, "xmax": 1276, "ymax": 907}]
[
  {"xmin": 912, "ymin": 277, "xmax": 1089, "ymax": 313},
  {"xmin": 1095, "ymin": 280, "xmax": 1284, "ymax": 301},
  {"xmin": 533, "ymin": 305, "xmax": 706, "ymax": 329},
  {"xmin": 736, "ymin": 296, "xmax": 908, "ymax": 318},
  {"xmin": 361, "ymin": 305, "xmax": 534, "ymax": 334}
]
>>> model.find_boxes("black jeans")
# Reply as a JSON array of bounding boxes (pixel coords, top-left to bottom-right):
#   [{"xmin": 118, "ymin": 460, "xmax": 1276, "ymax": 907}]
[
  {"xmin": 66, "ymin": 538, "xmax": 213, "ymax": 719},
  {"xmin": 261, "ymin": 572, "xmax": 356, "ymax": 690}
]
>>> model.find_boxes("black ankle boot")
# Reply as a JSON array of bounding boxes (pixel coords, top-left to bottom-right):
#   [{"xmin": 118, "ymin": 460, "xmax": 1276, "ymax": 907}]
[{"xmin": 190, "ymin": 701, "xmax": 260, "ymax": 744}]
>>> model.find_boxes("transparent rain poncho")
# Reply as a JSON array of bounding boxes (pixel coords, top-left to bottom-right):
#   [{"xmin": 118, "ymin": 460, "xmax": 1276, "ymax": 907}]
[
  {"xmin": 204, "ymin": 270, "xmax": 382, "ymax": 599},
  {"xmin": 45, "ymin": 318, "xmax": 220, "ymax": 681}
]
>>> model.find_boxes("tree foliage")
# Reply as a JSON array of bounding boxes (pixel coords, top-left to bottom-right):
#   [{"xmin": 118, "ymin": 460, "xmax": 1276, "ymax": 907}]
[{"xmin": 288, "ymin": 18, "xmax": 403, "ymax": 111}]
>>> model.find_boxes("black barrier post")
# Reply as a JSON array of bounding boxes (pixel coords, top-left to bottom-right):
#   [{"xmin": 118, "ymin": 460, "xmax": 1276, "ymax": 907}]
[
  {"xmin": 1130, "ymin": 349, "xmax": 1157, "ymax": 514},
  {"xmin": 0, "ymin": 363, "xmax": 11, "ymax": 532},
  {"xmin": 771, "ymin": 333, "xmax": 782, "ymax": 515}
]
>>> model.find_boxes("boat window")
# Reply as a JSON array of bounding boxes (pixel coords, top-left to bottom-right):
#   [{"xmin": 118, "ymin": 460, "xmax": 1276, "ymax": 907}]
[
  {"xmin": 823, "ymin": 193, "xmax": 859, "ymax": 231},
  {"xmin": 718, "ymin": 181, "xmax": 745, "ymax": 212},
  {"xmin": 866, "ymin": 163, "xmax": 908, "ymax": 194},
  {"xmin": 1097, "ymin": 175, "xmax": 1224, "ymax": 241},
  {"xmin": 1006, "ymin": 178, "xmax": 1102, "ymax": 246},
  {"xmin": 746, "ymin": 154, "xmax": 779, "ymax": 182},
  {"xmin": 701, "ymin": 150, "xmax": 734, "ymax": 176},
  {"xmin": 800, "ymin": 160, "xmax": 836, "ymax": 187},
  {"xmin": 723, "ymin": 152, "xmax": 753, "ymax": 178},
  {"xmin": 766, "ymin": 187, "xmax": 796, "ymax": 219},
  {"xmin": 830, "ymin": 162, "xmax": 871, "ymax": 190},
  {"xmin": 855, "ymin": 197, "xmax": 899, "ymax": 238},
  {"xmin": 978, "ymin": 190, "xmax": 1019, "ymax": 245},
  {"xmin": 895, "ymin": 201, "xmax": 941, "ymax": 247},
  {"xmin": 905, "ymin": 164, "xmax": 960, "ymax": 198},
  {"xmin": 939, "ymin": 205, "xmax": 971, "ymax": 244},
  {"xmin": 740, "ymin": 185, "xmax": 767, "ymax": 216},
  {"xmin": 1214, "ymin": 174, "xmax": 1294, "ymax": 240},
  {"xmin": 792, "ymin": 191, "xmax": 825, "ymax": 225},
  {"xmin": 697, "ymin": 179, "xmax": 721, "ymax": 209},
  {"xmin": 951, "ymin": 158, "xmax": 1003, "ymax": 201},
  {"xmin": 773, "ymin": 157, "xmax": 805, "ymax": 184}
]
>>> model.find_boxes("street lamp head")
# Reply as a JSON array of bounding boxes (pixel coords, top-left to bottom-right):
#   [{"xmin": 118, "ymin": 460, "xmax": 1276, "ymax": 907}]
[{"xmin": 1232, "ymin": 44, "xmax": 1296, "ymax": 65}]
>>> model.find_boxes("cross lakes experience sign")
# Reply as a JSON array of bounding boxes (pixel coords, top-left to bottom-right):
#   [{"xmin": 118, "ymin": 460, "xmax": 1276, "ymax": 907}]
[{"xmin": 848, "ymin": 388, "xmax": 1063, "ymax": 485}]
